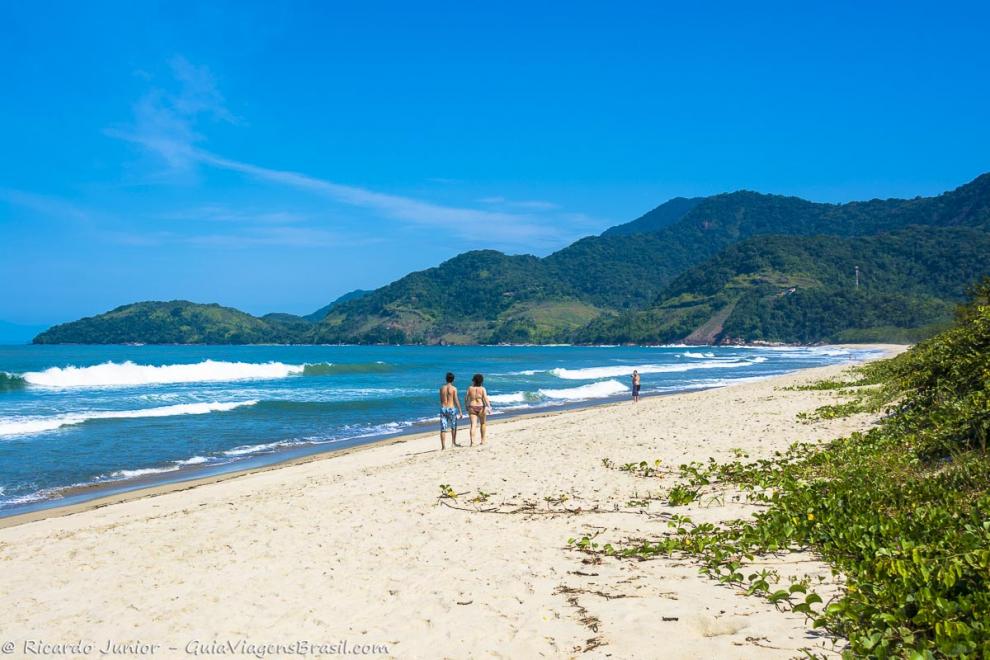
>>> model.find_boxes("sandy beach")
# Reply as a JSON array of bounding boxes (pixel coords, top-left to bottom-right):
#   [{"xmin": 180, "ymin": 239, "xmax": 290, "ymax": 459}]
[{"xmin": 0, "ymin": 349, "xmax": 902, "ymax": 659}]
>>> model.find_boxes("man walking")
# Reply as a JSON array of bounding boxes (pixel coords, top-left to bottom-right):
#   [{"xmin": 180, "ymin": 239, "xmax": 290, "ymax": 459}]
[{"xmin": 439, "ymin": 372, "xmax": 463, "ymax": 449}]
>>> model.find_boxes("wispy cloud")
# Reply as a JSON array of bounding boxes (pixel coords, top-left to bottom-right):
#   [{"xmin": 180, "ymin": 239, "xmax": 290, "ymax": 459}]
[
  {"xmin": 479, "ymin": 196, "xmax": 560, "ymax": 211},
  {"xmin": 0, "ymin": 188, "xmax": 92, "ymax": 222},
  {"xmin": 159, "ymin": 204, "xmax": 308, "ymax": 225},
  {"xmin": 193, "ymin": 151, "xmax": 561, "ymax": 243},
  {"xmin": 108, "ymin": 56, "xmax": 238, "ymax": 175},
  {"xmin": 184, "ymin": 226, "xmax": 349, "ymax": 248},
  {"xmin": 108, "ymin": 57, "xmax": 585, "ymax": 248}
]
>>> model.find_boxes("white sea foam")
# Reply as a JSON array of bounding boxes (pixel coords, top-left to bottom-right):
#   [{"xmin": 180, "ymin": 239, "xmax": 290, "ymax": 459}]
[
  {"xmin": 489, "ymin": 392, "xmax": 527, "ymax": 404},
  {"xmin": 222, "ymin": 440, "xmax": 293, "ymax": 457},
  {"xmin": 682, "ymin": 351, "xmax": 716, "ymax": 358},
  {"xmin": 0, "ymin": 400, "xmax": 258, "ymax": 438},
  {"xmin": 108, "ymin": 466, "xmax": 181, "ymax": 479},
  {"xmin": 174, "ymin": 455, "xmax": 210, "ymax": 466},
  {"xmin": 550, "ymin": 360, "xmax": 756, "ymax": 380},
  {"xmin": 22, "ymin": 360, "xmax": 306, "ymax": 388},
  {"xmin": 810, "ymin": 348, "xmax": 851, "ymax": 357},
  {"xmin": 539, "ymin": 380, "xmax": 629, "ymax": 401}
]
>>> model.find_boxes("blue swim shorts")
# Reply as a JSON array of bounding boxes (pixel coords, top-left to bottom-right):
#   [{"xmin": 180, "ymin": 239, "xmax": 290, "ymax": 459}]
[{"xmin": 440, "ymin": 406, "xmax": 458, "ymax": 432}]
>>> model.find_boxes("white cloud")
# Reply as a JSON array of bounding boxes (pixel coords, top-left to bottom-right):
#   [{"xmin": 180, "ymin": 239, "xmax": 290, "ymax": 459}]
[
  {"xmin": 184, "ymin": 226, "xmax": 347, "ymax": 248},
  {"xmin": 0, "ymin": 188, "xmax": 92, "ymax": 222},
  {"xmin": 107, "ymin": 57, "xmax": 586, "ymax": 247},
  {"xmin": 160, "ymin": 205, "xmax": 308, "ymax": 225},
  {"xmin": 479, "ymin": 196, "xmax": 560, "ymax": 211},
  {"xmin": 108, "ymin": 56, "xmax": 238, "ymax": 174}
]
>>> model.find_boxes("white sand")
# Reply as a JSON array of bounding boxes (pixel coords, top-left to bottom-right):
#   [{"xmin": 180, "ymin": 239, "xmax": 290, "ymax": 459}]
[{"xmin": 0, "ymin": 351, "xmax": 901, "ymax": 659}]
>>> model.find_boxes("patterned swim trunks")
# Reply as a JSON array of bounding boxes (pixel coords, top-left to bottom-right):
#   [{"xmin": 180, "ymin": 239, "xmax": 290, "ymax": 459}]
[{"xmin": 440, "ymin": 406, "xmax": 458, "ymax": 432}]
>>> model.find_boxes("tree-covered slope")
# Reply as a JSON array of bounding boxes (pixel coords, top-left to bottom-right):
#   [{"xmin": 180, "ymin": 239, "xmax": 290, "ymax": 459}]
[
  {"xmin": 601, "ymin": 196, "xmax": 703, "ymax": 237},
  {"xmin": 33, "ymin": 301, "xmax": 307, "ymax": 344},
  {"xmin": 310, "ymin": 250, "xmax": 599, "ymax": 344},
  {"xmin": 545, "ymin": 173, "xmax": 990, "ymax": 309},
  {"xmin": 304, "ymin": 289, "xmax": 371, "ymax": 322},
  {"xmin": 314, "ymin": 173, "xmax": 990, "ymax": 343},
  {"xmin": 35, "ymin": 173, "xmax": 990, "ymax": 345},
  {"xmin": 575, "ymin": 226, "xmax": 990, "ymax": 344}
]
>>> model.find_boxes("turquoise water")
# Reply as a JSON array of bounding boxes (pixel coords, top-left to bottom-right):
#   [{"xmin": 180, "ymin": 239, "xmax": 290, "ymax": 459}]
[{"xmin": 0, "ymin": 344, "xmax": 879, "ymax": 514}]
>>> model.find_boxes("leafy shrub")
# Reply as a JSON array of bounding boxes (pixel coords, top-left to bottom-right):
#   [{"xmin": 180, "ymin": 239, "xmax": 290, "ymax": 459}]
[{"xmin": 580, "ymin": 281, "xmax": 990, "ymax": 657}]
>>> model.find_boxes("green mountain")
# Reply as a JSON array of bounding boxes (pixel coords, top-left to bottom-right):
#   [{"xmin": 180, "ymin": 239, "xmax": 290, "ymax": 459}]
[
  {"xmin": 35, "ymin": 173, "xmax": 990, "ymax": 345},
  {"xmin": 575, "ymin": 226, "xmax": 990, "ymax": 345},
  {"xmin": 33, "ymin": 301, "xmax": 307, "ymax": 344},
  {"xmin": 304, "ymin": 289, "xmax": 371, "ymax": 322},
  {"xmin": 600, "ymin": 196, "xmax": 703, "ymax": 237},
  {"xmin": 310, "ymin": 250, "xmax": 597, "ymax": 344},
  {"xmin": 312, "ymin": 173, "xmax": 990, "ymax": 343},
  {"xmin": 543, "ymin": 173, "xmax": 990, "ymax": 309}
]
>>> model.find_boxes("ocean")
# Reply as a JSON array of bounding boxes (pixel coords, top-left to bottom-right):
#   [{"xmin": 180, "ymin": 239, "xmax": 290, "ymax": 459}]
[{"xmin": 0, "ymin": 343, "xmax": 880, "ymax": 515}]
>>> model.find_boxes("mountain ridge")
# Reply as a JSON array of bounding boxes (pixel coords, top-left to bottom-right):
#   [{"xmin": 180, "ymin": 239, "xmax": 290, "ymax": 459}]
[{"xmin": 34, "ymin": 173, "xmax": 990, "ymax": 345}]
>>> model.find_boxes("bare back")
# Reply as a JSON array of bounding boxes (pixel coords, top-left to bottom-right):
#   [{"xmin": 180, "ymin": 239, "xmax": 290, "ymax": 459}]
[
  {"xmin": 440, "ymin": 383, "xmax": 458, "ymax": 407},
  {"xmin": 466, "ymin": 385, "xmax": 489, "ymax": 412}
]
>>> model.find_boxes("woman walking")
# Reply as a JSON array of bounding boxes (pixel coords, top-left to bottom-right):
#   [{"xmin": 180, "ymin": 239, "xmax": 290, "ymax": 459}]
[{"xmin": 465, "ymin": 373, "xmax": 492, "ymax": 446}]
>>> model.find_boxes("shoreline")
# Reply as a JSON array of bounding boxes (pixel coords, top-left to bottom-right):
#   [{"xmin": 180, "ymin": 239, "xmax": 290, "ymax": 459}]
[
  {"xmin": 0, "ymin": 346, "xmax": 905, "ymax": 657},
  {"xmin": 0, "ymin": 384, "xmax": 719, "ymax": 530},
  {"xmin": 0, "ymin": 343, "xmax": 900, "ymax": 528}
]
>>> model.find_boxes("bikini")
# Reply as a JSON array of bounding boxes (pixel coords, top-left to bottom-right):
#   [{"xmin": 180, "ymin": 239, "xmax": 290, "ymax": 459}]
[{"xmin": 468, "ymin": 388, "xmax": 486, "ymax": 415}]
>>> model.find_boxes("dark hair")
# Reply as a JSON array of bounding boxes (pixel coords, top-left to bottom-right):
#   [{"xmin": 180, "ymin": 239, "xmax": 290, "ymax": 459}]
[
  {"xmin": 445, "ymin": 372, "xmax": 455, "ymax": 383},
  {"xmin": 472, "ymin": 373, "xmax": 484, "ymax": 386}
]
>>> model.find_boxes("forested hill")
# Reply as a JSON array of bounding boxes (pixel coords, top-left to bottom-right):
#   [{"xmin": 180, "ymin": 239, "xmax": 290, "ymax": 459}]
[
  {"xmin": 34, "ymin": 173, "xmax": 990, "ymax": 345},
  {"xmin": 304, "ymin": 289, "xmax": 371, "ymax": 322},
  {"xmin": 33, "ymin": 301, "xmax": 311, "ymax": 344},
  {"xmin": 543, "ymin": 172, "xmax": 990, "ymax": 309},
  {"xmin": 574, "ymin": 226, "xmax": 990, "ymax": 345},
  {"xmin": 600, "ymin": 196, "xmax": 703, "ymax": 237},
  {"xmin": 312, "ymin": 172, "xmax": 990, "ymax": 343}
]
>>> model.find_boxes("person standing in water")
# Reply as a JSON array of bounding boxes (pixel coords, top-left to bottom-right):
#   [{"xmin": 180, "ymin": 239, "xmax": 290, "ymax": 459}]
[
  {"xmin": 439, "ymin": 372, "xmax": 463, "ymax": 450},
  {"xmin": 465, "ymin": 373, "xmax": 492, "ymax": 446},
  {"xmin": 632, "ymin": 370, "xmax": 641, "ymax": 403}
]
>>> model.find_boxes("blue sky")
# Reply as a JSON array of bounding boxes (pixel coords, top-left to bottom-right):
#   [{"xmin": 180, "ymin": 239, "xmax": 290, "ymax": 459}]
[{"xmin": 1, "ymin": 1, "xmax": 988, "ymax": 326}]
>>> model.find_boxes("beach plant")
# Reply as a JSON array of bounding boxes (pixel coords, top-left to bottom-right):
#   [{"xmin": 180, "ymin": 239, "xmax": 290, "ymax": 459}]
[
  {"xmin": 470, "ymin": 490, "xmax": 494, "ymax": 504},
  {"xmin": 438, "ymin": 484, "xmax": 458, "ymax": 500},
  {"xmin": 571, "ymin": 281, "xmax": 990, "ymax": 658},
  {"xmin": 617, "ymin": 459, "xmax": 663, "ymax": 478},
  {"xmin": 666, "ymin": 483, "xmax": 700, "ymax": 506}
]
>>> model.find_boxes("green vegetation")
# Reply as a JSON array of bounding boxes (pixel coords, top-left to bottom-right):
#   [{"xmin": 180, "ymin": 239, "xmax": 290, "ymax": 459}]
[
  {"xmin": 576, "ymin": 227, "xmax": 990, "ymax": 344},
  {"xmin": 303, "ymin": 289, "xmax": 371, "ymax": 322},
  {"xmin": 600, "ymin": 196, "xmax": 703, "ymax": 237},
  {"xmin": 574, "ymin": 282, "xmax": 990, "ymax": 656},
  {"xmin": 33, "ymin": 301, "xmax": 312, "ymax": 344},
  {"xmin": 35, "ymin": 173, "xmax": 990, "ymax": 344}
]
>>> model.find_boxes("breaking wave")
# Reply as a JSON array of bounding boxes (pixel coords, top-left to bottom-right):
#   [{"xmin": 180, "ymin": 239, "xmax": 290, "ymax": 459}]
[
  {"xmin": 0, "ymin": 372, "xmax": 27, "ymax": 392},
  {"xmin": 489, "ymin": 391, "xmax": 543, "ymax": 404},
  {"xmin": 0, "ymin": 400, "xmax": 258, "ymax": 438},
  {"xmin": 301, "ymin": 362, "xmax": 392, "ymax": 376},
  {"xmin": 22, "ymin": 360, "xmax": 306, "ymax": 388},
  {"xmin": 539, "ymin": 380, "xmax": 629, "ymax": 401},
  {"xmin": 107, "ymin": 466, "xmax": 181, "ymax": 479},
  {"xmin": 15, "ymin": 360, "xmax": 395, "ymax": 388},
  {"xmin": 549, "ymin": 359, "xmax": 757, "ymax": 380}
]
